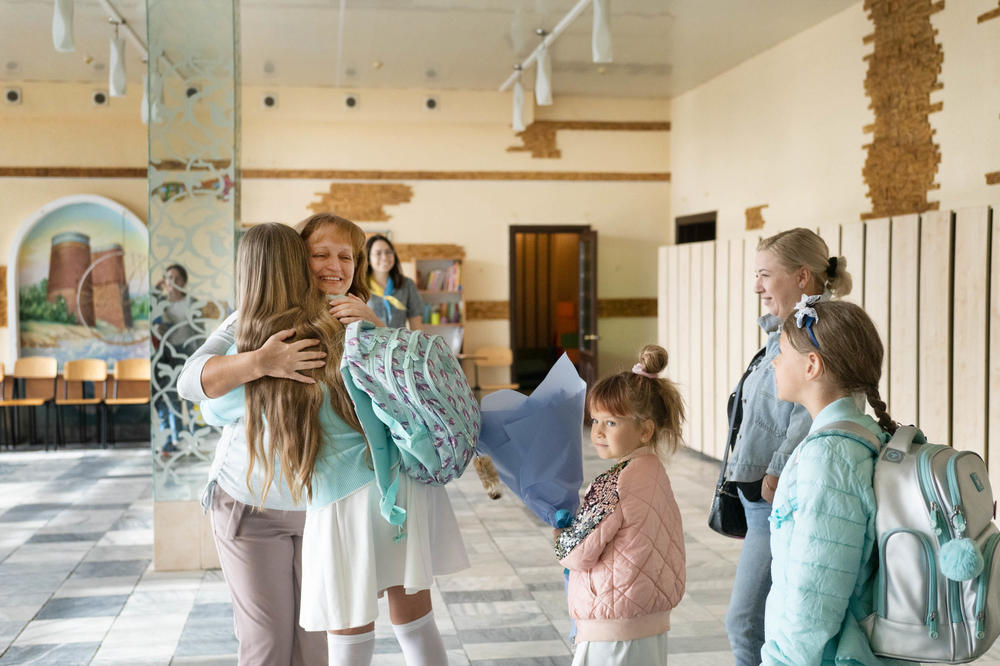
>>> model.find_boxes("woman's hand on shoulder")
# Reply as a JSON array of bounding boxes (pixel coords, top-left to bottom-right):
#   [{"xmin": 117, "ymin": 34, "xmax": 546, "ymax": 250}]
[
  {"xmin": 254, "ymin": 328, "xmax": 326, "ymax": 384},
  {"xmin": 329, "ymin": 294, "xmax": 385, "ymax": 326}
]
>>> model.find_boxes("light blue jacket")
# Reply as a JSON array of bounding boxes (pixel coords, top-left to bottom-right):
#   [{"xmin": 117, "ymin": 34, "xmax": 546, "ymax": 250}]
[
  {"xmin": 726, "ymin": 314, "xmax": 812, "ymax": 481},
  {"xmin": 761, "ymin": 396, "xmax": 909, "ymax": 666}
]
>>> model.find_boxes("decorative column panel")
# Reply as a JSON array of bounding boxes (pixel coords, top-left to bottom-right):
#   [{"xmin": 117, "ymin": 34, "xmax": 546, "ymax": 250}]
[{"xmin": 147, "ymin": 0, "xmax": 239, "ymax": 570}]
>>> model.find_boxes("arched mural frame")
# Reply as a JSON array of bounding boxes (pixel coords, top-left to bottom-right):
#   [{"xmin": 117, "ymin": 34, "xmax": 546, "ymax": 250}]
[{"xmin": 7, "ymin": 194, "xmax": 149, "ymax": 366}]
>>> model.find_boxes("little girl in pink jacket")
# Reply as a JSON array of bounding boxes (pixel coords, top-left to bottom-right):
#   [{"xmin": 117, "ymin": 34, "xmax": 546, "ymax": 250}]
[{"xmin": 556, "ymin": 345, "xmax": 687, "ymax": 666}]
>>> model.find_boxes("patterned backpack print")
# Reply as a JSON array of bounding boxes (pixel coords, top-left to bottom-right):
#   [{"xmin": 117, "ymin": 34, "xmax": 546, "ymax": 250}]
[{"xmin": 341, "ymin": 321, "xmax": 481, "ymax": 485}]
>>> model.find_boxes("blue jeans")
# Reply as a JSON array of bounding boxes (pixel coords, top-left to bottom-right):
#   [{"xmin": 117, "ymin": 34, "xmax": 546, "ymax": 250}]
[{"xmin": 725, "ymin": 488, "xmax": 773, "ymax": 666}]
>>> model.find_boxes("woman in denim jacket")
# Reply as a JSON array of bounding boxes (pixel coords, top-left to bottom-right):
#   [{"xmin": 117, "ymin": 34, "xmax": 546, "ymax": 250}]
[{"xmin": 724, "ymin": 228, "xmax": 853, "ymax": 666}]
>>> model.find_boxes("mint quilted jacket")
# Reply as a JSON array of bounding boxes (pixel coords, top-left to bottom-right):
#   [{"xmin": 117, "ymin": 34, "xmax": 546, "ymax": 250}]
[
  {"xmin": 558, "ymin": 448, "xmax": 686, "ymax": 643},
  {"xmin": 762, "ymin": 397, "xmax": 908, "ymax": 666}
]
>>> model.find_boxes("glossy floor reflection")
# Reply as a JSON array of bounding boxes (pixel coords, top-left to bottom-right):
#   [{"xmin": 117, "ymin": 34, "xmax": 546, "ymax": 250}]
[{"xmin": 2, "ymin": 443, "xmax": 1000, "ymax": 665}]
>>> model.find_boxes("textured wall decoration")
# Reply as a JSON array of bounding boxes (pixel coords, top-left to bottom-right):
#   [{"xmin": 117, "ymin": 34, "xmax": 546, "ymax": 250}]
[
  {"xmin": 395, "ymin": 244, "xmax": 465, "ymax": 261},
  {"xmin": 978, "ymin": 2, "xmax": 1000, "ymax": 22},
  {"xmin": 466, "ymin": 297, "xmax": 656, "ymax": 320},
  {"xmin": 745, "ymin": 205, "xmax": 768, "ymax": 231},
  {"xmin": 466, "ymin": 300, "xmax": 510, "ymax": 320},
  {"xmin": 308, "ymin": 183, "xmax": 413, "ymax": 222},
  {"xmin": 0, "ymin": 167, "xmax": 670, "ymax": 182},
  {"xmin": 0, "ymin": 266, "xmax": 5, "ymax": 328},
  {"xmin": 861, "ymin": 0, "xmax": 944, "ymax": 220},
  {"xmin": 987, "ymin": 172, "xmax": 1000, "ymax": 185},
  {"xmin": 597, "ymin": 298, "xmax": 657, "ymax": 318},
  {"xmin": 506, "ymin": 121, "xmax": 671, "ymax": 159}
]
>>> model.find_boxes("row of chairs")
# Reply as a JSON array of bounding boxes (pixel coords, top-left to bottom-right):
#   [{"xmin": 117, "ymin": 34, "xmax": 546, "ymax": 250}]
[{"xmin": 0, "ymin": 357, "xmax": 151, "ymax": 450}]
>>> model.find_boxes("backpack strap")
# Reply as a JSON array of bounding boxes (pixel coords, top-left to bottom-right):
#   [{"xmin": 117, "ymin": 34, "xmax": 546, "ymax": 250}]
[
  {"xmin": 807, "ymin": 419, "xmax": 883, "ymax": 456},
  {"xmin": 884, "ymin": 424, "xmax": 926, "ymax": 454}
]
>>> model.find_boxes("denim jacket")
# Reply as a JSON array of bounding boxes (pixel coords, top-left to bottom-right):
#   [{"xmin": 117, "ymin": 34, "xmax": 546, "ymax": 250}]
[{"xmin": 724, "ymin": 314, "xmax": 812, "ymax": 482}]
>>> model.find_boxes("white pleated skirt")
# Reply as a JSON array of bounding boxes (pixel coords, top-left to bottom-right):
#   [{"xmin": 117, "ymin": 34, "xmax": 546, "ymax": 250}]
[{"xmin": 299, "ymin": 474, "xmax": 469, "ymax": 631}]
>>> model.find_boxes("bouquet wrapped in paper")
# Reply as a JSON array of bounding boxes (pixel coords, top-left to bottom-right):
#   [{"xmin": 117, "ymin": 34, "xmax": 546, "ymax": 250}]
[{"xmin": 477, "ymin": 354, "xmax": 586, "ymax": 527}]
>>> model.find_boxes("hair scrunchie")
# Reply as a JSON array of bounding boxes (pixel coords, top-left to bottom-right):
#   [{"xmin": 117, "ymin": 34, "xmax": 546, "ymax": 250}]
[{"xmin": 632, "ymin": 363, "xmax": 658, "ymax": 379}]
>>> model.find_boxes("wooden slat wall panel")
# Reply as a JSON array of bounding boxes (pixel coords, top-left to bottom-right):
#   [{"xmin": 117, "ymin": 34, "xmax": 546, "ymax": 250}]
[
  {"xmin": 676, "ymin": 245, "xmax": 692, "ymax": 451},
  {"xmin": 688, "ymin": 244, "xmax": 705, "ymax": 453},
  {"xmin": 818, "ymin": 223, "xmax": 842, "ymax": 255},
  {"xmin": 701, "ymin": 244, "xmax": 716, "ymax": 456},
  {"xmin": 918, "ymin": 211, "xmax": 952, "ymax": 444},
  {"xmin": 743, "ymin": 237, "xmax": 761, "ymax": 366},
  {"xmin": 714, "ymin": 242, "xmax": 731, "ymax": 459},
  {"xmin": 840, "ymin": 222, "xmax": 866, "ymax": 306},
  {"xmin": 657, "ymin": 247, "xmax": 669, "ymax": 350},
  {"xmin": 889, "ymin": 215, "xmax": 919, "ymax": 425},
  {"xmin": 989, "ymin": 207, "xmax": 1000, "ymax": 492},
  {"xmin": 864, "ymin": 218, "xmax": 891, "ymax": 404},
  {"xmin": 666, "ymin": 247, "xmax": 680, "ymax": 386},
  {"xmin": 727, "ymin": 240, "xmax": 745, "ymax": 404},
  {"xmin": 953, "ymin": 206, "xmax": 991, "ymax": 458},
  {"xmin": 515, "ymin": 234, "xmax": 525, "ymax": 348}
]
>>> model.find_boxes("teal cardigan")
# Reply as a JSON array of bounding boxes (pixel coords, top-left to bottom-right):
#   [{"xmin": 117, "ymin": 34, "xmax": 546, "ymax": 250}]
[
  {"xmin": 200, "ymin": 346, "xmax": 392, "ymax": 517},
  {"xmin": 761, "ymin": 396, "xmax": 909, "ymax": 666}
]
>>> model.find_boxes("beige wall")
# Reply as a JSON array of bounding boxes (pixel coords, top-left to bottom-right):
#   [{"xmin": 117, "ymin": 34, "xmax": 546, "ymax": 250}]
[
  {"xmin": 670, "ymin": 1, "xmax": 1000, "ymax": 238},
  {"xmin": 0, "ymin": 82, "xmax": 669, "ymax": 376}
]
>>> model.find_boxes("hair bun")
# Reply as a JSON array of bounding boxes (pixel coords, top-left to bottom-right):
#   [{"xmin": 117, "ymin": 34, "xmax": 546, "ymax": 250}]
[{"xmin": 638, "ymin": 345, "xmax": 668, "ymax": 375}]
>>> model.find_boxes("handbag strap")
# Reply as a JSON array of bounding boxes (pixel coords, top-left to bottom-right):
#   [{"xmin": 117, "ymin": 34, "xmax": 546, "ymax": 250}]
[{"xmin": 716, "ymin": 346, "xmax": 767, "ymax": 486}]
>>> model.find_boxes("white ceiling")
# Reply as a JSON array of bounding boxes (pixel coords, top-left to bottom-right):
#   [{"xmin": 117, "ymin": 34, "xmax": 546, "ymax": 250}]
[{"xmin": 0, "ymin": 0, "xmax": 858, "ymax": 98}]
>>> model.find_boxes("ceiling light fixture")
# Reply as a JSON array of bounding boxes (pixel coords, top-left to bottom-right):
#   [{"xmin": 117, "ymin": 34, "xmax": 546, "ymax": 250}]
[
  {"xmin": 512, "ymin": 64, "xmax": 526, "ymax": 132},
  {"xmin": 499, "ymin": 0, "xmax": 612, "ymax": 93},
  {"xmin": 534, "ymin": 29, "xmax": 552, "ymax": 106},
  {"xmin": 108, "ymin": 19, "xmax": 126, "ymax": 97},
  {"xmin": 592, "ymin": 0, "xmax": 612, "ymax": 63},
  {"xmin": 53, "ymin": 0, "xmax": 75, "ymax": 52}
]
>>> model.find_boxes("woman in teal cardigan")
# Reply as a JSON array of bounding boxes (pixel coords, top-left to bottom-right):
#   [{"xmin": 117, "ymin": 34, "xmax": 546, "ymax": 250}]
[{"xmin": 762, "ymin": 298, "xmax": 909, "ymax": 665}]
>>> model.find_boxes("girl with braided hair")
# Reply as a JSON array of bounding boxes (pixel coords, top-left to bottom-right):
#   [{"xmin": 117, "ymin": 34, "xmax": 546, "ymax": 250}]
[{"xmin": 761, "ymin": 299, "xmax": 906, "ymax": 665}]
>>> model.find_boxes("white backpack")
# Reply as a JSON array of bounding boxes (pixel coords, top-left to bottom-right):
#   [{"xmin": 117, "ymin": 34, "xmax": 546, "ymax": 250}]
[{"xmin": 846, "ymin": 423, "xmax": 1000, "ymax": 663}]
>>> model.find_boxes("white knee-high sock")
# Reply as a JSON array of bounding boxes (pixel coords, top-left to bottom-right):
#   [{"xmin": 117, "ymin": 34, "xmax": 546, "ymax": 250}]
[
  {"xmin": 327, "ymin": 630, "xmax": 375, "ymax": 666},
  {"xmin": 392, "ymin": 611, "xmax": 447, "ymax": 666}
]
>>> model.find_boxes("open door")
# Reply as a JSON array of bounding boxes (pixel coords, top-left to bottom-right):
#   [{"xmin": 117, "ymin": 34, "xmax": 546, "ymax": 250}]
[{"xmin": 577, "ymin": 230, "xmax": 598, "ymax": 386}]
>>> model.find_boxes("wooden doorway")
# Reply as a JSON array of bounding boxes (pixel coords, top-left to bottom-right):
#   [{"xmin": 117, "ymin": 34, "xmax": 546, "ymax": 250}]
[{"xmin": 509, "ymin": 226, "xmax": 598, "ymax": 391}]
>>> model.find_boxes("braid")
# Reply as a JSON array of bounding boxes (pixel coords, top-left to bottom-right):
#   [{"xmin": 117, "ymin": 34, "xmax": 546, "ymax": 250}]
[{"xmin": 866, "ymin": 387, "xmax": 897, "ymax": 434}]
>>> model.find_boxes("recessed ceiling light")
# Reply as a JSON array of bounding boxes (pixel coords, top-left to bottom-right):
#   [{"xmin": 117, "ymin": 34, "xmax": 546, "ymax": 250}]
[
  {"xmin": 83, "ymin": 54, "xmax": 94, "ymax": 65},
  {"xmin": 597, "ymin": 66, "xmax": 607, "ymax": 75},
  {"xmin": 263, "ymin": 60, "xmax": 275, "ymax": 75},
  {"xmin": 5, "ymin": 61, "xmax": 19, "ymax": 72},
  {"xmin": 93, "ymin": 62, "xmax": 106, "ymax": 71},
  {"xmin": 425, "ymin": 68, "xmax": 436, "ymax": 79},
  {"xmin": 371, "ymin": 60, "xmax": 383, "ymax": 70},
  {"xmin": 345, "ymin": 67, "xmax": 357, "ymax": 77}
]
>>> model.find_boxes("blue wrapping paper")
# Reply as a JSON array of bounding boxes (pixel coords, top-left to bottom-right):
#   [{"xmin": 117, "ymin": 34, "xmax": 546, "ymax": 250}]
[{"xmin": 477, "ymin": 354, "xmax": 585, "ymax": 527}]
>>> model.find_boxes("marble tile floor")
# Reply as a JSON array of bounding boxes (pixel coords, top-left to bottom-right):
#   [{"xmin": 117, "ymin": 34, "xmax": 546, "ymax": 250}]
[{"xmin": 2, "ymin": 444, "xmax": 1000, "ymax": 665}]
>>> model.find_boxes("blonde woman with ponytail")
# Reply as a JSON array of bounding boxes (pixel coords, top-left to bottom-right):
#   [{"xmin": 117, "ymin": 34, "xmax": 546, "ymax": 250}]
[
  {"xmin": 723, "ymin": 227, "xmax": 853, "ymax": 665},
  {"xmin": 761, "ymin": 299, "xmax": 906, "ymax": 665}
]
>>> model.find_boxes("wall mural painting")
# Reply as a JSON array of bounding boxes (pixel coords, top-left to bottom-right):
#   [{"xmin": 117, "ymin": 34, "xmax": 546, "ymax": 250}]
[{"xmin": 13, "ymin": 196, "xmax": 149, "ymax": 367}]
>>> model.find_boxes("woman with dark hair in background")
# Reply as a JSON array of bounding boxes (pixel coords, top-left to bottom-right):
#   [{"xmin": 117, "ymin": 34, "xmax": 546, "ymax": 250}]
[{"xmin": 365, "ymin": 234, "xmax": 423, "ymax": 329}]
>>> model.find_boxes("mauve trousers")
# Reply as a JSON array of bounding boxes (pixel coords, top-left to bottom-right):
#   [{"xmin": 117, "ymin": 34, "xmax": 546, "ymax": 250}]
[{"xmin": 211, "ymin": 486, "xmax": 328, "ymax": 666}]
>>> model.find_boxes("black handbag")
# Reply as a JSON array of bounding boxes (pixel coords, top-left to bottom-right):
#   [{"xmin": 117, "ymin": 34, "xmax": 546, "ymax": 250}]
[{"xmin": 708, "ymin": 347, "xmax": 766, "ymax": 539}]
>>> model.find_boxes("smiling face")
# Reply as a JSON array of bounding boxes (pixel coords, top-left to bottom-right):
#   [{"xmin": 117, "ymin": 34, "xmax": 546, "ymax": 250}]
[
  {"xmin": 754, "ymin": 249, "xmax": 805, "ymax": 320},
  {"xmin": 369, "ymin": 239, "xmax": 396, "ymax": 275},
  {"xmin": 589, "ymin": 406, "xmax": 653, "ymax": 461},
  {"xmin": 306, "ymin": 225, "xmax": 356, "ymax": 296}
]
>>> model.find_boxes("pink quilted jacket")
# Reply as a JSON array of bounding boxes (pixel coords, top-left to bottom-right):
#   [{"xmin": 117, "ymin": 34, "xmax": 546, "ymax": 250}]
[{"xmin": 557, "ymin": 447, "xmax": 685, "ymax": 643}]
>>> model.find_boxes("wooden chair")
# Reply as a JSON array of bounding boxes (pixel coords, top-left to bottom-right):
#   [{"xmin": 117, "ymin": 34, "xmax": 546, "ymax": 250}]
[
  {"xmin": 104, "ymin": 358, "xmax": 151, "ymax": 446},
  {"xmin": 471, "ymin": 347, "xmax": 519, "ymax": 398},
  {"xmin": 0, "ymin": 356, "xmax": 58, "ymax": 449},
  {"xmin": 55, "ymin": 359, "xmax": 108, "ymax": 449}
]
